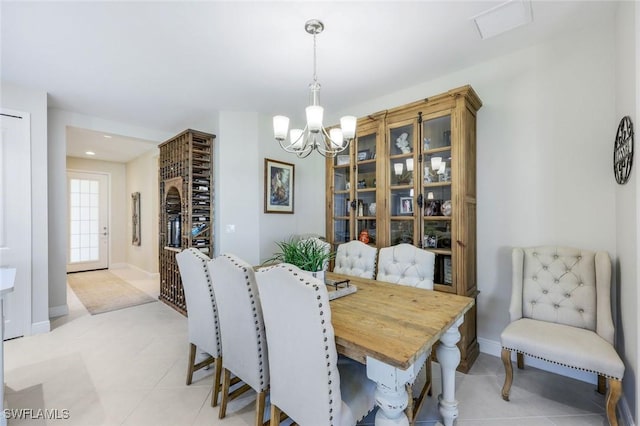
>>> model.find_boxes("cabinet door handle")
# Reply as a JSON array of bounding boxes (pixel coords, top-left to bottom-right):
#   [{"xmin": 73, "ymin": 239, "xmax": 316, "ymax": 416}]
[{"xmin": 457, "ymin": 240, "xmax": 466, "ymax": 248}]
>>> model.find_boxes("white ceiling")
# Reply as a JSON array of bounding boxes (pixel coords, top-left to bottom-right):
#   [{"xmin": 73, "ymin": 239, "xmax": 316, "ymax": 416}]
[{"xmin": 1, "ymin": 1, "xmax": 617, "ymax": 162}]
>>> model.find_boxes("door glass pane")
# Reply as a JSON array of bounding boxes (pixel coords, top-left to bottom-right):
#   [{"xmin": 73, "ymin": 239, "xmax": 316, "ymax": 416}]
[
  {"xmin": 69, "ymin": 178, "xmax": 101, "ymax": 263},
  {"xmin": 390, "ymin": 220, "xmax": 414, "ymax": 245},
  {"xmin": 333, "ymin": 219, "xmax": 350, "ymax": 243},
  {"xmin": 356, "ymin": 133, "xmax": 376, "ymax": 162},
  {"xmin": 423, "ymin": 116, "xmax": 451, "ymax": 150}
]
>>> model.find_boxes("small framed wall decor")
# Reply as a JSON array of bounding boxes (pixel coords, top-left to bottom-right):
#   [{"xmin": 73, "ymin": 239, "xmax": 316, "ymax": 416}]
[
  {"xmin": 614, "ymin": 116, "xmax": 634, "ymax": 184},
  {"xmin": 131, "ymin": 192, "xmax": 141, "ymax": 246},
  {"xmin": 265, "ymin": 158, "xmax": 295, "ymax": 214}
]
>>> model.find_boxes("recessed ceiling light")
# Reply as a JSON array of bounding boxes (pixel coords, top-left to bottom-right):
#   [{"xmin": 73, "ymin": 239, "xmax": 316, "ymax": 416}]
[
  {"xmin": 472, "ymin": 0, "xmax": 533, "ymax": 40},
  {"xmin": 85, "ymin": 151, "xmax": 96, "ymax": 156},
  {"xmin": 103, "ymin": 135, "xmax": 112, "ymax": 139}
]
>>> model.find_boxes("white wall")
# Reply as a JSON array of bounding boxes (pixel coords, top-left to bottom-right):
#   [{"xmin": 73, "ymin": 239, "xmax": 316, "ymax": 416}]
[
  {"xmin": 615, "ymin": 1, "xmax": 639, "ymax": 423},
  {"xmin": 48, "ymin": 108, "xmax": 171, "ymax": 312},
  {"xmin": 126, "ymin": 149, "xmax": 159, "ymax": 275},
  {"xmin": 66, "ymin": 157, "xmax": 127, "ymax": 267},
  {"xmin": 0, "ymin": 81, "xmax": 49, "ymax": 333},
  {"xmin": 190, "ymin": 111, "xmax": 326, "ymax": 265},
  {"xmin": 257, "ymin": 113, "xmax": 326, "ymax": 263}
]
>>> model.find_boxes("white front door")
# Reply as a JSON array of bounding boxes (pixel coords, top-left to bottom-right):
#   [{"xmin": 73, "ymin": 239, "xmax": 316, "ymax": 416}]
[
  {"xmin": 66, "ymin": 171, "xmax": 109, "ymax": 272},
  {"xmin": 0, "ymin": 110, "xmax": 31, "ymax": 340}
]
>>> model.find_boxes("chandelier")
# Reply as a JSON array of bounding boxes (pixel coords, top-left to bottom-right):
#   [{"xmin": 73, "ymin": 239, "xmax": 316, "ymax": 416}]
[{"xmin": 273, "ymin": 19, "xmax": 356, "ymax": 158}]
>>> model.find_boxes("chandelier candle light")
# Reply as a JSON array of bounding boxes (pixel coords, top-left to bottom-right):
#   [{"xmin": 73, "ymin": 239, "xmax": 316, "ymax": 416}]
[{"xmin": 273, "ymin": 19, "xmax": 356, "ymax": 158}]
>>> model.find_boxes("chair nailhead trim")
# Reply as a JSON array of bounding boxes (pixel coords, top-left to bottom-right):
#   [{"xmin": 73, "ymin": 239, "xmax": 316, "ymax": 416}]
[{"xmin": 502, "ymin": 346, "xmax": 622, "ymax": 380}]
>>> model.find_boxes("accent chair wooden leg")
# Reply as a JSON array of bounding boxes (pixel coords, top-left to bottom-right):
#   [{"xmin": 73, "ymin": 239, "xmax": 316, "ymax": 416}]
[
  {"xmin": 210, "ymin": 356, "xmax": 223, "ymax": 407},
  {"xmin": 597, "ymin": 374, "xmax": 606, "ymax": 395},
  {"xmin": 516, "ymin": 352, "xmax": 524, "ymax": 369},
  {"xmin": 255, "ymin": 390, "xmax": 266, "ymax": 426},
  {"xmin": 501, "ymin": 348, "xmax": 513, "ymax": 401},
  {"xmin": 186, "ymin": 343, "xmax": 196, "ymax": 385},
  {"xmin": 270, "ymin": 404, "xmax": 281, "ymax": 426},
  {"xmin": 606, "ymin": 378, "xmax": 622, "ymax": 426},
  {"xmin": 218, "ymin": 368, "xmax": 231, "ymax": 419}
]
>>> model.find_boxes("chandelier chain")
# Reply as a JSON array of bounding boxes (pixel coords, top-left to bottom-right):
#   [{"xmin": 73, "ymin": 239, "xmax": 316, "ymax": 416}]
[{"xmin": 312, "ymin": 33, "xmax": 318, "ymax": 83}]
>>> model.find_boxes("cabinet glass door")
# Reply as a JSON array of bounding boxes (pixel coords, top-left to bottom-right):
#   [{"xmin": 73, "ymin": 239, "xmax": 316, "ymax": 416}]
[
  {"xmin": 422, "ymin": 115, "xmax": 453, "ymax": 289},
  {"xmin": 388, "ymin": 122, "xmax": 417, "ymax": 245},
  {"xmin": 332, "ymin": 155, "xmax": 351, "ymax": 245},
  {"xmin": 355, "ymin": 132, "xmax": 377, "ymax": 246}
]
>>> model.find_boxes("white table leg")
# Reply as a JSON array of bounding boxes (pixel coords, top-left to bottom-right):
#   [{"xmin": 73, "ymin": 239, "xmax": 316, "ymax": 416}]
[
  {"xmin": 366, "ymin": 353, "xmax": 427, "ymax": 426},
  {"xmin": 436, "ymin": 317, "xmax": 463, "ymax": 426}
]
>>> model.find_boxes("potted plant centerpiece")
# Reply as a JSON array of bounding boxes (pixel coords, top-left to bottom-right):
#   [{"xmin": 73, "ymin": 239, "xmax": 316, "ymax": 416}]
[{"xmin": 264, "ymin": 238, "xmax": 334, "ymax": 282}]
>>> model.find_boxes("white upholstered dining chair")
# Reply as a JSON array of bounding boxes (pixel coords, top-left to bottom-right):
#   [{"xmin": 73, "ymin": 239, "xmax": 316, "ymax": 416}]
[
  {"xmin": 208, "ymin": 253, "xmax": 270, "ymax": 426},
  {"xmin": 376, "ymin": 243, "xmax": 435, "ymax": 424},
  {"xmin": 501, "ymin": 246, "xmax": 624, "ymax": 426},
  {"xmin": 256, "ymin": 263, "xmax": 376, "ymax": 425},
  {"xmin": 175, "ymin": 248, "xmax": 222, "ymax": 407},
  {"xmin": 333, "ymin": 240, "xmax": 377, "ymax": 279}
]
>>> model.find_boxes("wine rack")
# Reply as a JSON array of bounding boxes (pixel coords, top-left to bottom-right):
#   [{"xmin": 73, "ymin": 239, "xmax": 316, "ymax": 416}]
[{"xmin": 158, "ymin": 129, "xmax": 215, "ymax": 315}]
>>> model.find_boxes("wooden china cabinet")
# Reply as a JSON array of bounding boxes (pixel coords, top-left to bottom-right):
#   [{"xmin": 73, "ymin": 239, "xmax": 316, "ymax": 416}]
[{"xmin": 325, "ymin": 85, "xmax": 482, "ymax": 372}]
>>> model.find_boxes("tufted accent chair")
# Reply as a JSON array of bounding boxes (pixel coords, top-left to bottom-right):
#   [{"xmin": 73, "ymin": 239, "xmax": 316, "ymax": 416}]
[
  {"xmin": 376, "ymin": 244, "xmax": 435, "ymax": 424},
  {"xmin": 256, "ymin": 263, "xmax": 376, "ymax": 426},
  {"xmin": 175, "ymin": 248, "xmax": 222, "ymax": 407},
  {"xmin": 377, "ymin": 243, "xmax": 435, "ymax": 290},
  {"xmin": 501, "ymin": 246, "xmax": 624, "ymax": 426},
  {"xmin": 207, "ymin": 253, "xmax": 270, "ymax": 426},
  {"xmin": 333, "ymin": 240, "xmax": 378, "ymax": 279}
]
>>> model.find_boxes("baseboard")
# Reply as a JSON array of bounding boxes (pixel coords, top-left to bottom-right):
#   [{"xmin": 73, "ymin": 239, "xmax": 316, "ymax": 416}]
[
  {"xmin": 49, "ymin": 304, "xmax": 68, "ymax": 318},
  {"xmin": 30, "ymin": 320, "xmax": 50, "ymax": 335},
  {"xmin": 478, "ymin": 337, "xmax": 596, "ymax": 384},
  {"xmin": 479, "ymin": 337, "xmax": 635, "ymax": 425},
  {"xmin": 123, "ymin": 263, "xmax": 159, "ymax": 279}
]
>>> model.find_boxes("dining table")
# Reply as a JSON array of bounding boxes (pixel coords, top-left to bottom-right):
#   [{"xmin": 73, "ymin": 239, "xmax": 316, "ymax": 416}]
[{"xmin": 326, "ymin": 272, "xmax": 475, "ymax": 426}]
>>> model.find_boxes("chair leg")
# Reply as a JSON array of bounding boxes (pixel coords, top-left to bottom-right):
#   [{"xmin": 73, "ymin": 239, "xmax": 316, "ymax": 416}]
[
  {"xmin": 404, "ymin": 383, "xmax": 414, "ymax": 425},
  {"xmin": 516, "ymin": 352, "xmax": 524, "ymax": 369},
  {"xmin": 597, "ymin": 374, "xmax": 606, "ymax": 395},
  {"xmin": 270, "ymin": 404, "xmax": 282, "ymax": 426},
  {"xmin": 606, "ymin": 378, "xmax": 622, "ymax": 426},
  {"xmin": 218, "ymin": 368, "xmax": 231, "ymax": 419},
  {"xmin": 210, "ymin": 356, "xmax": 223, "ymax": 407},
  {"xmin": 255, "ymin": 390, "xmax": 266, "ymax": 426},
  {"xmin": 501, "ymin": 348, "xmax": 513, "ymax": 401},
  {"xmin": 186, "ymin": 343, "xmax": 196, "ymax": 385}
]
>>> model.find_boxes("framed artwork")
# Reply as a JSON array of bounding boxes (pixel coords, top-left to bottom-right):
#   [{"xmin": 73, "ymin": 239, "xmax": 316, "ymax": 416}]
[
  {"xmin": 131, "ymin": 192, "xmax": 141, "ymax": 246},
  {"xmin": 265, "ymin": 158, "xmax": 295, "ymax": 214},
  {"xmin": 399, "ymin": 197, "xmax": 413, "ymax": 214}
]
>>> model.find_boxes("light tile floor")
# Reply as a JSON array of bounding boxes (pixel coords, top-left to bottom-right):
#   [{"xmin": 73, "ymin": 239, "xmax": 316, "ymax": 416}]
[{"xmin": 4, "ymin": 268, "xmax": 610, "ymax": 425}]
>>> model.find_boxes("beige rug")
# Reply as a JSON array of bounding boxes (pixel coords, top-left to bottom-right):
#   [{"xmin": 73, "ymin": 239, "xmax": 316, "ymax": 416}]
[{"xmin": 67, "ymin": 270, "xmax": 156, "ymax": 315}]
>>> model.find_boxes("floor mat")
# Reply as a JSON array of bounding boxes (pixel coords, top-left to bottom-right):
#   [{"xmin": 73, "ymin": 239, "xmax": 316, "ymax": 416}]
[{"xmin": 67, "ymin": 270, "xmax": 156, "ymax": 315}]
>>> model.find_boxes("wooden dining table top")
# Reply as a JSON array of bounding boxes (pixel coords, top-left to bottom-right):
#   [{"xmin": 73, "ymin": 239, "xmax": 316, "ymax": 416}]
[{"xmin": 327, "ymin": 272, "xmax": 475, "ymax": 370}]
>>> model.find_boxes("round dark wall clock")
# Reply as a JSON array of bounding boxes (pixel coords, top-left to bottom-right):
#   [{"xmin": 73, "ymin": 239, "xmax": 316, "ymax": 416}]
[{"xmin": 614, "ymin": 116, "xmax": 634, "ymax": 185}]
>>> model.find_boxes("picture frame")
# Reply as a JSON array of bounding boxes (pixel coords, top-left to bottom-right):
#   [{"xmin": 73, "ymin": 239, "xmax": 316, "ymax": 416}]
[
  {"xmin": 131, "ymin": 192, "xmax": 141, "ymax": 246},
  {"xmin": 399, "ymin": 197, "xmax": 413, "ymax": 214},
  {"xmin": 336, "ymin": 155, "xmax": 350, "ymax": 166},
  {"xmin": 423, "ymin": 234, "xmax": 437, "ymax": 249},
  {"xmin": 443, "ymin": 257, "xmax": 452, "ymax": 284},
  {"xmin": 265, "ymin": 158, "xmax": 295, "ymax": 214},
  {"xmin": 357, "ymin": 150, "xmax": 370, "ymax": 162}
]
